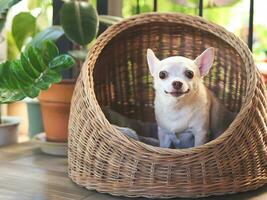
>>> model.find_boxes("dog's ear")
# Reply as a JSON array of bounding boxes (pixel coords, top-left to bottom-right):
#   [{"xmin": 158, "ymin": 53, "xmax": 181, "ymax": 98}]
[
  {"xmin": 194, "ymin": 47, "xmax": 214, "ymax": 77},
  {"xmin": 147, "ymin": 49, "xmax": 160, "ymax": 76}
]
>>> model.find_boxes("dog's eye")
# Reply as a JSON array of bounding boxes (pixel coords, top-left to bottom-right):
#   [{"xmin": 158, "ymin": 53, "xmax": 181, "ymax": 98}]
[
  {"xmin": 185, "ymin": 70, "xmax": 194, "ymax": 79},
  {"xmin": 159, "ymin": 71, "xmax": 168, "ymax": 79}
]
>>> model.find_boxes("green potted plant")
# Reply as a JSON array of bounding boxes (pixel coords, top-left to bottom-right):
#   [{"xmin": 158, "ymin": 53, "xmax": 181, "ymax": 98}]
[
  {"xmin": 0, "ymin": 40, "xmax": 75, "ymax": 146},
  {"xmin": 0, "ymin": 0, "xmax": 64, "ymax": 139},
  {"xmin": 38, "ymin": 0, "xmax": 122, "ymax": 143},
  {"xmin": 0, "ymin": 0, "xmax": 23, "ymax": 145},
  {"xmin": 37, "ymin": 0, "xmax": 99, "ymax": 142},
  {"xmin": 1, "ymin": 0, "xmax": 122, "ymax": 145}
]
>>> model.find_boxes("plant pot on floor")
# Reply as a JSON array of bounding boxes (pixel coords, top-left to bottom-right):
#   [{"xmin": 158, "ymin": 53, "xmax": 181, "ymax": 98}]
[
  {"xmin": 38, "ymin": 80, "xmax": 75, "ymax": 143},
  {"xmin": 7, "ymin": 101, "xmax": 28, "ymax": 138},
  {"xmin": 25, "ymin": 98, "xmax": 44, "ymax": 138},
  {"xmin": 0, "ymin": 116, "xmax": 21, "ymax": 146}
]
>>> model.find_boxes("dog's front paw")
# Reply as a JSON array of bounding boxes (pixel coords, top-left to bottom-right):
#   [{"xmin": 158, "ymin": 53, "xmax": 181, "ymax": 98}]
[
  {"xmin": 177, "ymin": 132, "xmax": 194, "ymax": 148},
  {"xmin": 158, "ymin": 126, "xmax": 178, "ymax": 148},
  {"xmin": 161, "ymin": 135, "xmax": 181, "ymax": 149},
  {"xmin": 172, "ymin": 138, "xmax": 182, "ymax": 148}
]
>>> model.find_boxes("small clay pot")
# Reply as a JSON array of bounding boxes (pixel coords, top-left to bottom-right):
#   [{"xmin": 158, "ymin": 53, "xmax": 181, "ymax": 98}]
[
  {"xmin": 39, "ymin": 80, "xmax": 75, "ymax": 142},
  {"xmin": 0, "ymin": 116, "xmax": 21, "ymax": 146},
  {"xmin": 7, "ymin": 101, "xmax": 28, "ymax": 136}
]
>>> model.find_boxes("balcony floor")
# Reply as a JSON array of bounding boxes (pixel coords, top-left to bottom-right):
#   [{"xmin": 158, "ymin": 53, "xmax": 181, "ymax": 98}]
[{"xmin": 0, "ymin": 142, "xmax": 266, "ymax": 200}]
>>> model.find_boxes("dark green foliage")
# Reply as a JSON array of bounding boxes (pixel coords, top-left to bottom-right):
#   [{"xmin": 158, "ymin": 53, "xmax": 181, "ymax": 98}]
[
  {"xmin": 11, "ymin": 12, "xmax": 36, "ymax": 50},
  {"xmin": 0, "ymin": 40, "xmax": 75, "ymax": 104},
  {"xmin": 60, "ymin": 1, "xmax": 99, "ymax": 45}
]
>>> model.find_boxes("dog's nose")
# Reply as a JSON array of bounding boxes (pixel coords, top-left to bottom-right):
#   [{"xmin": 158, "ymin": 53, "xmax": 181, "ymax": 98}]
[{"xmin": 172, "ymin": 81, "xmax": 183, "ymax": 90}]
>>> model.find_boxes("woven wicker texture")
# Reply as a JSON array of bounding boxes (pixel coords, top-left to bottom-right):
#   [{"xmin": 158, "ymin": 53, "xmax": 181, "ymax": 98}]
[{"xmin": 68, "ymin": 13, "xmax": 267, "ymax": 198}]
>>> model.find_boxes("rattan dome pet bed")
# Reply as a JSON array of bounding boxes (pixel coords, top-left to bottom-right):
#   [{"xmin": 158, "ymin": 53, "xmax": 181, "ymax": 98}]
[{"xmin": 68, "ymin": 13, "xmax": 267, "ymax": 198}]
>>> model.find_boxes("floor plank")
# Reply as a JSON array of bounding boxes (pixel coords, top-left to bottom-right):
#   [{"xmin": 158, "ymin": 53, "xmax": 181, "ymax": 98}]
[
  {"xmin": 0, "ymin": 142, "xmax": 93, "ymax": 200},
  {"xmin": 11, "ymin": 153, "xmax": 68, "ymax": 172}
]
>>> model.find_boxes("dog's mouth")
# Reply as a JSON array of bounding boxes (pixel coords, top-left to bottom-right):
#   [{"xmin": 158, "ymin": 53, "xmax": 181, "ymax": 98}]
[{"xmin": 164, "ymin": 89, "xmax": 190, "ymax": 97}]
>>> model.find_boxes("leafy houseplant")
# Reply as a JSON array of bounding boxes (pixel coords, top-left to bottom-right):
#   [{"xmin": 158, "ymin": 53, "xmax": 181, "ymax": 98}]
[
  {"xmin": 0, "ymin": 0, "xmax": 63, "ymax": 139},
  {"xmin": 38, "ymin": 1, "xmax": 121, "ymax": 143},
  {"xmin": 36, "ymin": 0, "xmax": 99, "ymax": 143},
  {"xmin": 1, "ymin": 0, "xmax": 121, "ymax": 144},
  {"xmin": 0, "ymin": 40, "xmax": 75, "ymax": 145}
]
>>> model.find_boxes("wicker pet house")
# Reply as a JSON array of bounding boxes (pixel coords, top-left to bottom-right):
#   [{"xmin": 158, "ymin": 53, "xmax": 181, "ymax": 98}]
[{"xmin": 68, "ymin": 13, "xmax": 267, "ymax": 198}]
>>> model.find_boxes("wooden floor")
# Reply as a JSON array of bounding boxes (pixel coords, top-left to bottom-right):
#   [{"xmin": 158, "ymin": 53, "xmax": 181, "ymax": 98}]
[{"xmin": 0, "ymin": 142, "xmax": 266, "ymax": 200}]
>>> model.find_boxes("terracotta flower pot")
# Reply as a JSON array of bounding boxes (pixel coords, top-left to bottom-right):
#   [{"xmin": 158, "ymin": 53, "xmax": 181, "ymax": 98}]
[
  {"xmin": 25, "ymin": 99, "xmax": 44, "ymax": 138},
  {"xmin": 38, "ymin": 80, "xmax": 75, "ymax": 142},
  {"xmin": 7, "ymin": 101, "xmax": 28, "ymax": 137}
]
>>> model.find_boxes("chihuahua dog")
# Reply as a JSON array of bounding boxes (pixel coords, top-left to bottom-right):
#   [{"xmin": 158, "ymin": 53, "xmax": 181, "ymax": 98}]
[{"xmin": 147, "ymin": 48, "xmax": 235, "ymax": 148}]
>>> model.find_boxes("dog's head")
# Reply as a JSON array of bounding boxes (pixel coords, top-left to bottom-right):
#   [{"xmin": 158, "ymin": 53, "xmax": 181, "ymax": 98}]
[{"xmin": 147, "ymin": 48, "xmax": 214, "ymax": 99}]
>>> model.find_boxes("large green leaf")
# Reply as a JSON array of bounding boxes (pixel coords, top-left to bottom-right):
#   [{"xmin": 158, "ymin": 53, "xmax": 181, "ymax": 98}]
[
  {"xmin": 11, "ymin": 12, "xmax": 36, "ymax": 50},
  {"xmin": 20, "ymin": 52, "xmax": 39, "ymax": 78},
  {"xmin": 27, "ymin": 46, "xmax": 46, "ymax": 73},
  {"xmin": 49, "ymin": 55, "xmax": 75, "ymax": 72},
  {"xmin": 25, "ymin": 26, "xmax": 64, "ymax": 50},
  {"xmin": 42, "ymin": 69, "xmax": 62, "ymax": 83},
  {"xmin": 0, "ymin": 40, "xmax": 75, "ymax": 104},
  {"xmin": 60, "ymin": 1, "xmax": 99, "ymax": 45},
  {"xmin": 39, "ymin": 40, "xmax": 59, "ymax": 65}
]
